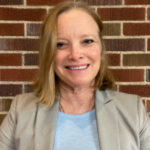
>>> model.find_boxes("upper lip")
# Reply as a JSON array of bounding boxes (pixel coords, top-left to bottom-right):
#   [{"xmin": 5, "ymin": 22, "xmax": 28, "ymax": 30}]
[{"xmin": 65, "ymin": 64, "xmax": 89, "ymax": 67}]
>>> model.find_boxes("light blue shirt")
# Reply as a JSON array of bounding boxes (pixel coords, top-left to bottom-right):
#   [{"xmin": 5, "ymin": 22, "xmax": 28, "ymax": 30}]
[{"xmin": 53, "ymin": 109, "xmax": 100, "ymax": 150}]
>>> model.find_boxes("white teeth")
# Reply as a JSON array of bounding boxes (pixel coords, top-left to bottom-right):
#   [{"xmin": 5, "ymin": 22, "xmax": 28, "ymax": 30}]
[{"xmin": 68, "ymin": 65, "xmax": 88, "ymax": 70}]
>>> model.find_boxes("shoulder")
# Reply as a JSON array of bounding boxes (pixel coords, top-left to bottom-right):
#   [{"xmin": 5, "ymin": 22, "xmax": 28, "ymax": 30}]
[
  {"xmin": 13, "ymin": 92, "xmax": 38, "ymax": 115},
  {"xmin": 97, "ymin": 89, "xmax": 140, "ymax": 104},
  {"xmin": 105, "ymin": 90, "xmax": 144, "ymax": 118},
  {"xmin": 105, "ymin": 90, "xmax": 140, "ymax": 105},
  {"xmin": 98, "ymin": 90, "xmax": 142, "ymax": 114},
  {"xmin": 106, "ymin": 90, "xmax": 139, "ymax": 100},
  {"xmin": 15, "ymin": 92, "xmax": 38, "ymax": 103}
]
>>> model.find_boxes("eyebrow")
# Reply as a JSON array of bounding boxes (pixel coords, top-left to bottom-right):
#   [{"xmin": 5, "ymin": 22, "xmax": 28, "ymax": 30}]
[{"xmin": 80, "ymin": 34, "xmax": 97, "ymax": 39}]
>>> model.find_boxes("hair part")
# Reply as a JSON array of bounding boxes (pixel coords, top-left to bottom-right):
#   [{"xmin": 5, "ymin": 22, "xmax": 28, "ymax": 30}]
[{"xmin": 32, "ymin": 1, "xmax": 114, "ymax": 107}]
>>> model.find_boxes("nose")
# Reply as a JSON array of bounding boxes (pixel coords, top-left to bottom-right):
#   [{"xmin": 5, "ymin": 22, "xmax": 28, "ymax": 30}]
[{"xmin": 68, "ymin": 44, "xmax": 83, "ymax": 60}]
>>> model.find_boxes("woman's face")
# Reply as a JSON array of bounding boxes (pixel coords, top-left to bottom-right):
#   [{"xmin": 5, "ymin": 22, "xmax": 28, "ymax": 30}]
[{"xmin": 54, "ymin": 9, "xmax": 101, "ymax": 88}]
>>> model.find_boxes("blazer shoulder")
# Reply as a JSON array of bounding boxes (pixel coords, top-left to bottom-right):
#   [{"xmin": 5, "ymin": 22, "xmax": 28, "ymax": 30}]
[
  {"xmin": 14, "ymin": 92, "xmax": 38, "ymax": 114},
  {"xmin": 106, "ymin": 90, "xmax": 140, "ymax": 102},
  {"xmin": 106, "ymin": 90, "xmax": 143, "ymax": 114}
]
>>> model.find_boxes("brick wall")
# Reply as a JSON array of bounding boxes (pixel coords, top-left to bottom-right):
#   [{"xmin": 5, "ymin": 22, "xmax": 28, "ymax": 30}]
[{"xmin": 0, "ymin": 0, "xmax": 150, "ymax": 124}]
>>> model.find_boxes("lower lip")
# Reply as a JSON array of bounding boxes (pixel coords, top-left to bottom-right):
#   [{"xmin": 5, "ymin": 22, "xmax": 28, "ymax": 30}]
[{"xmin": 66, "ymin": 65, "xmax": 89, "ymax": 72}]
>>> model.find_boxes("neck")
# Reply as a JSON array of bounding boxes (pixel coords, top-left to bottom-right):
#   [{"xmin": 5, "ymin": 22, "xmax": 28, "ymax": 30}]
[{"xmin": 58, "ymin": 81, "xmax": 95, "ymax": 114}]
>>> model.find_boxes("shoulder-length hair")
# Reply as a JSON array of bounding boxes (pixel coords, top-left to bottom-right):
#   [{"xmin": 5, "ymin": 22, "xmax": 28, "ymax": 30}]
[{"xmin": 32, "ymin": 1, "xmax": 114, "ymax": 107}]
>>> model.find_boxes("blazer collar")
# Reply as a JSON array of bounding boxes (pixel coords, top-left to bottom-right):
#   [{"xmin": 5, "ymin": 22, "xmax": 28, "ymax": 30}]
[
  {"xmin": 95, "ymin": 89, "xmax": 120, "ymax": 150},
  {"xmin": 34, "ymin": 99, "xmax": 59, "ymax": 150},
  {"xmin": 34, "ymin": 90, "xmax": 119, "ymax": 150}
]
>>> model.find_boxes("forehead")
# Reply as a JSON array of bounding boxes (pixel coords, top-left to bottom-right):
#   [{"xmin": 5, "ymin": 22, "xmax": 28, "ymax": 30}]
[{"xmin": 57, "ymin": 9, "xmax": 99, "ymax": 35}]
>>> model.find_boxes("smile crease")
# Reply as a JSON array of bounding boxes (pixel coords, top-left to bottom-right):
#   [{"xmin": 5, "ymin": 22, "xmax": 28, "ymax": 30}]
[{"xmin": 66, "ymin": 65, "xmax": 89, "ymax": 70}]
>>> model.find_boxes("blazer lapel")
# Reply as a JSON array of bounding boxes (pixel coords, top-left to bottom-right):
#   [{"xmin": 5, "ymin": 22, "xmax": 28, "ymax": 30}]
[
  {"xmin": 95, "ymin": 90, "xmax": 120, "ymax": 150},
  {"xmin": 34, "ymin": 100, "xmax": 59, "ymax": 150}
]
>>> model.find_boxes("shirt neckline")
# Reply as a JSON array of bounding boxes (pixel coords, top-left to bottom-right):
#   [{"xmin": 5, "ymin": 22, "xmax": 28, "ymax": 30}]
[{"xmin": 58, "ymin": 109, "xmax": 96, "ymax": 119}]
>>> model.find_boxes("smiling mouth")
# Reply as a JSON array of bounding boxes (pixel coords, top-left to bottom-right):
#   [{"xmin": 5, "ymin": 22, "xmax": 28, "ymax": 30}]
[{"xmin": 66, "ymin": 64, "xmax": 89, "ymax": 70}]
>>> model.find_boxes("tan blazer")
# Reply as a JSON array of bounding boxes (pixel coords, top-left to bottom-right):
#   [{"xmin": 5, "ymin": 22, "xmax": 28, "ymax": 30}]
[{"xmin": 0, "ymin": 90, "xmax": 150, "ymax": 150}]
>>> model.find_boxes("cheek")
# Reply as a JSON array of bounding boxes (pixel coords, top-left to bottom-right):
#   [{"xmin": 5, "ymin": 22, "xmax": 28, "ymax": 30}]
[
  {"xmin": 90, "ymin": 48, "xmax": 101, "ymax": 63},
  {"xmin": 54, "ymin": 51, "xmax": 65, "ymax": 66}
]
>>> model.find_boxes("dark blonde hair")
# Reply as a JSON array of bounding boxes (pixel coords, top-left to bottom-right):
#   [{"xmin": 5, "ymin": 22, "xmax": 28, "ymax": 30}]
[{"xmin": 33, "ymin": 1, "xmax": 114, "ymax": 107}]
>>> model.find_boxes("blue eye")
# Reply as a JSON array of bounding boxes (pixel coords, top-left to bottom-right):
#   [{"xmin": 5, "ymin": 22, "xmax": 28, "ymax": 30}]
[{"xmin": 84, "ymin": 39, "xmax": 94, "ymax": 44}]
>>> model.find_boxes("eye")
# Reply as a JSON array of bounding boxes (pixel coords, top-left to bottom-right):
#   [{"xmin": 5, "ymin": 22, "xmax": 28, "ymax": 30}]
[
  {"xmin": 57, "ymin": 42, "xmax": 64, "ymax": 48},
  {"xmin": 84, "ymin": 39, "xmax": 94, "ymax": 44},
  {"xmin": 57, "ymin": 42, "xmax": 68, "ymax": 50}
]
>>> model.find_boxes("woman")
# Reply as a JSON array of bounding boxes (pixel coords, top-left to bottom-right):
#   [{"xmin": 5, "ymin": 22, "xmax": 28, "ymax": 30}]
[{"xmin": 0, "ymin": 1, "xmax": 150, "ymax": 150}]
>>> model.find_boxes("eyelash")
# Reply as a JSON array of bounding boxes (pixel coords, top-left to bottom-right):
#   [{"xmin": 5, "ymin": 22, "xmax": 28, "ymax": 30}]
[
  {"xmin": 84, "ymin": 39, "xmax": 94, "ymax": 44},
  {"xmin": 57, "ymin": 39, "xmax": 94, "ymax": 49},
  {"xmin": 57, "ymin": 42, "xmax": 65, "ymax": 47}
]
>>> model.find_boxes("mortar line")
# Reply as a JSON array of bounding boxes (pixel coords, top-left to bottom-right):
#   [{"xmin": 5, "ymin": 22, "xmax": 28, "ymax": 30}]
[
  {"xmin": 22, "ymin": 84, "xmax": 25, "ymax": 93},
  {"xmin": 0, "ymin": 5, "xmax": 147, "ymax": 8},
  {"xmin": 120, "ymin": 52, "xmax": 123, "ymax": 67},
  {"xmin": 1, "ymin": 20, "xmax": 150, "ymax": 23},
  {"xmin": 0, "ymin": 66, "xmax": 38, "ymax": 69},
  {"xmin": 22, "ymin": 53, "xmax": 25, "ymax": 66},
  {"xmin": 120, "ymin": 22, "xmax": 124, "ymax": 37},
  {"xmin": 122, "ymin": 0, "xmax": 125, "ymax": 5},
  {"xmin": 145, "ymin": 37, "xmax": 148, "ymax": 52},
  {"xmin": 115, "ymin": 82, "xmax": 150, "ymax": 85},
  {"xmin": 0, "ymin": 51, "xmax": 39, "ymax": 54},
  {"xmin": 0, "ymin": 97, "xmax": 15, "ymax": 99},
  {"xmin": 109, "ymin": 66, "xmax": 150, "ymax": 69},
  {"xmin": 0, "ymin": 81, "xmax": 33, "ymax": 84},
  {"xmin": 146, "ymin": 5, "xmax": 148, "ymax": 21},
  {"xmin": 106, "ymin": 51, "xmax": 150, "ymax": 54},
  {"xmin": 0, "ymin": 5, "xmax": 51, "ymax": 9},
  {"xmin": 24, "ymin": 0, "xmax": 26, "ymax": 6},
  {"xmin": 1, "ymin": 35, "xmax": 148, "ymax": 39},
  {"xmin": 144, "ymin": 69, "xmax": 146, "ymax": 82}
]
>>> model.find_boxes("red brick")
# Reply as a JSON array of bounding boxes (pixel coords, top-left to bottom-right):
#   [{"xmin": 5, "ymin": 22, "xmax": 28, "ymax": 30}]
[
  {"xmin": 0, "ymin": 0, "xmax": 23, "ymax": 5},
  {"xmin": 0, "ymin": 39, "xmax": 39, "ymax": 51},
  {"xmin": 24, "ymin": 54, "xmax": 39, "ymax": 66},
  {"xmin": 76, "ymin": 0, "xmax": 122, "ymax": 5},
  {"xmin": 97, "ymin": 8, "xmax": 145, "ymax": 21},
  {"xmin": 107, "ymin": 54, "xmax": 120, "ymax": 66},
  {"xmin": 125, "ymin": 0, "xmax": 150, "ymax": 5},
  {"xmin": 111, "ymin": 69, "xmax": 144, "ymax": 82},
  {"xmin": 0, "ymin": 84, "xmax": 22, "ymax": 96},
  {"xmin": 148, "ymin": 39, "xmax": 150, "ymax": 51},
  {"xmin": 27, "ymin": 23, "xmax": 41, "ymax": 36},
  {"xmin": 0, "ymin": 69, "xmax": 37, "ymax": 81},
  {"xmin": 104, "ymin": 39, "xmax": 145, "ymax": 51},
  {"xmin": 0, "ymin": 54, "xmax": 22, "ymax": 66},
  {"xmin": 119, "ymin": 85, "xmax": 150, "ymax": 97},
  {"xmin": 124, "ymin": 23, "xmax": 150, "ymax": 36},
  {"xmin": 0, "ymin": 115, "xmax": 6, "ymax": 125},
  {"xmin": 0, "ymin": 8, "xmax": 46, "ymax": 21},
  {"xmin": 27, "ymin": 0, "xmax": 72, "ymax": 5},
  {"xmin": 0, "ymin": 23, "xmax": 24, "ymax": 36}
]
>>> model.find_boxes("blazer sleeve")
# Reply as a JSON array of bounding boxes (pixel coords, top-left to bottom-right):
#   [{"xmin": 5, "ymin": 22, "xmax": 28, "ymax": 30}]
[
  {"xmin": 139, "ymin": 96, "xmax": 150, "ymax": 150},
  {"xmin": 0, "ymin": 96, "xmax": 18, "ymax": 150}
]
